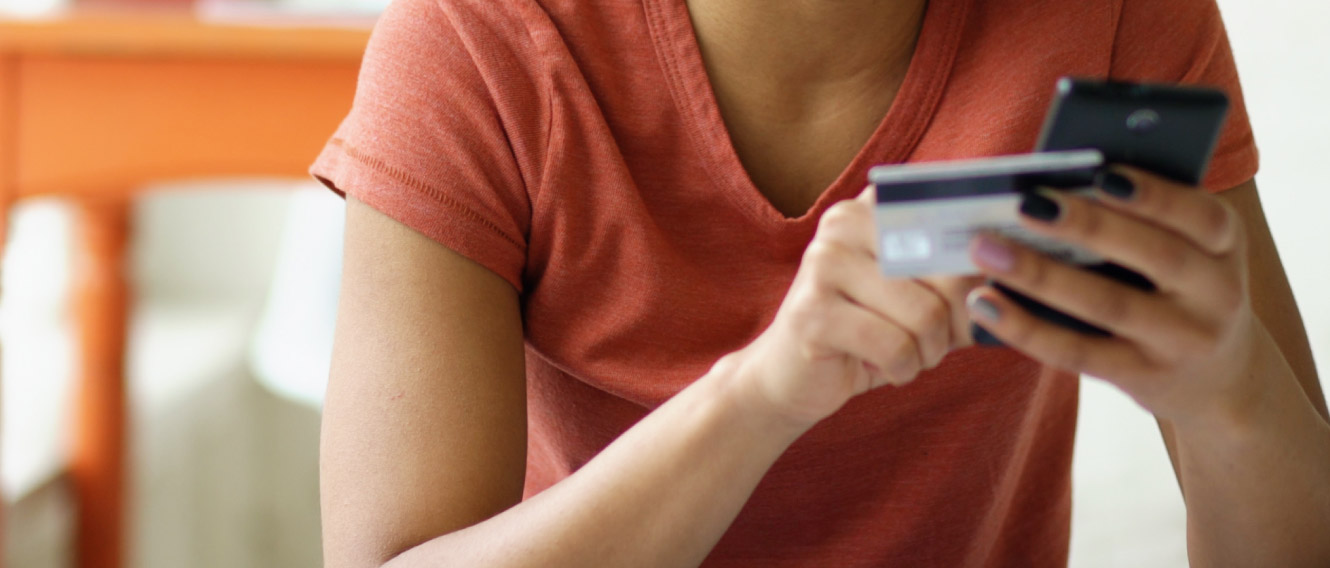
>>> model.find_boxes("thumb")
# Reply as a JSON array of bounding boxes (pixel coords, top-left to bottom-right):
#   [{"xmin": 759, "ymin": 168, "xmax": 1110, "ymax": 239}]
[{"xmin": 856, "ymin": 184, "xmax": 876, "ymax": 207}]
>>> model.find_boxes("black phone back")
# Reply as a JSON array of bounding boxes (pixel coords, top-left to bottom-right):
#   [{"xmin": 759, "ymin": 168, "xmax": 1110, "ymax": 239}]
[{"xmin": 1036, "ymin": 78, "xmax": 1229, "ymax": 184}]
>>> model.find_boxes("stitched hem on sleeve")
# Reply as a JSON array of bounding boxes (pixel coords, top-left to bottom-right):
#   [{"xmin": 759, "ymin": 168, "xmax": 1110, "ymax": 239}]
[
  {"xmin": 310, "ymin": 138, "xmax": 527, "ymax": 292},
  {"xmin": 330, "ymin": 138, "xmax": 525, "ymax": 251}
]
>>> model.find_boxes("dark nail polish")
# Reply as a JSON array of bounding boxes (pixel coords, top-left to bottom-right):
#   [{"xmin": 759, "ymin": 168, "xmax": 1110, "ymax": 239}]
[
  {"xmin": 1019, "ymin": 192, "xmax": 1061, "ymax": 222},
  {"xmin": 1101, "ymin": 172, "xmax": 1136, "ymax": 200},
  {"xmin": 972, "ymin": 323, "xmax": 1003, "ymax": 346},
  {"xmin": 968, "ymin": 294, "xmax": 1001, "ymax": 322}
]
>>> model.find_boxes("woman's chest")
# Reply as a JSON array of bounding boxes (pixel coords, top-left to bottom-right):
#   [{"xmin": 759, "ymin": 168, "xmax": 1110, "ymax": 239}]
[{"xmin": 518, "ymin": 3, "xmax": 1115, "ymax": 403}]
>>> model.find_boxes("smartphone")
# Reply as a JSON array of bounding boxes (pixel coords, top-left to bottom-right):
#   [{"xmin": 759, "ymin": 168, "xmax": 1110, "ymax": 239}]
[
  {"xmin": 973, "ymin": 77, "xmax": 1230, "ymax": 346},
  {"xmin": 1037, "ymin": 78, "xmax": 1229, "ymax": 184}
]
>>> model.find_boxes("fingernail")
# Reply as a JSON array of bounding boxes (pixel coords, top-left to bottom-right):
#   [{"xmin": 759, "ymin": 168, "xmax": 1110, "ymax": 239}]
[
  {"xmin": 1100, "ymin": 172, "xmax": 1136, "ymax": 200},
  {"xmin": 967, "ymin": 292, "xmax": 1001, "ymax": 322},
  {"xmin": 971, "ymin": 235, "xmax": 1015, "ymax": 272},
  {"xmin": 1019, "ymin": 190, "xmax": 1061, "ymax": 222}
]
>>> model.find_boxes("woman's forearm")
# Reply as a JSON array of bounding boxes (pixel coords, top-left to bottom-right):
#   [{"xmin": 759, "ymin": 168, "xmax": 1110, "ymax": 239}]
[
  {"xmin": 383, "ymin": 354, "xmax": 810, "ymax": 568},
  {"xmin": 1173, "ymin": 322, "xmax": 1330, "ymax": 566}
]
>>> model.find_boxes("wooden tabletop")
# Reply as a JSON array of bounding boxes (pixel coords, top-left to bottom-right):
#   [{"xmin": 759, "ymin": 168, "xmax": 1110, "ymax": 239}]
[
  {"xmin": 0, "ymin": 8, "xmax": 374, "ymax": 200},
  {"xmin": 0, "ymin": 8, "xmax": 373, "ymax": 59}
]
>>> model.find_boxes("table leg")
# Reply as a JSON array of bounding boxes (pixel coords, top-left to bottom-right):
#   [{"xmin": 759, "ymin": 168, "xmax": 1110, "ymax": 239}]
[
  {"xmin": 71, "ymin": 199, "xmax": 130, "ymax": 568},
  {"xmin": 1, "ymin": 53, "xmax": 13, "ymax": 568},
  {"xmin": 0, "ymin": 199, "xmax": 8, "ymax": 568}
]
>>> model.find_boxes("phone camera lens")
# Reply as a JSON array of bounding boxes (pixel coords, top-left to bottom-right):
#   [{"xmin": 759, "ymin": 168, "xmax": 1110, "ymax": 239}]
[{"xmin": 1126, "ymin": 109, "xmax": 1161, "ymax": 133}]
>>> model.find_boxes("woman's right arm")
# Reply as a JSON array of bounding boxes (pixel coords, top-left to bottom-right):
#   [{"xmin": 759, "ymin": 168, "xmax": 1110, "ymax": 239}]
[{"xmin": 322, "ymin": 192, "xmax": 977, "ymax": 568}]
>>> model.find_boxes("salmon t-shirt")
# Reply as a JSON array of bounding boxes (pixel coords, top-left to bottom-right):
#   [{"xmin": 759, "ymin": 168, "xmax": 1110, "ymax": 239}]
[{"xmin": 312, "ymin": 0, "xmax": 1259, "ymax": 564}]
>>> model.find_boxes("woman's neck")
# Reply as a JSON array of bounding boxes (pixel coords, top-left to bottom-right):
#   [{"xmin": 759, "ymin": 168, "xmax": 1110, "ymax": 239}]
[{"xmin": 686, "ymin": 0, "xmax": 929, "ymax": 122}]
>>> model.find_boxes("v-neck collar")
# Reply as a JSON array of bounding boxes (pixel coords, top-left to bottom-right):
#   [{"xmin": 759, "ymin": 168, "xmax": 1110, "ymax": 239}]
[{"xmin": 643, "ymin": 0, "xmax": 970, "ymax": 232}]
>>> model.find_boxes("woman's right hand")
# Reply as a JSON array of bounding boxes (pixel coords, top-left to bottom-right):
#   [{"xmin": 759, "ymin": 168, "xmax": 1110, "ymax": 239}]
[{"xmin": 730, "ymin": 187, "xmax": 985, "ymax": 428}]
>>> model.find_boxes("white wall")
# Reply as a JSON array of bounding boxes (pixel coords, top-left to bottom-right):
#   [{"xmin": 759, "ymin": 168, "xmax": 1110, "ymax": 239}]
[{"xmin": 1223, "ymin": 0, "xmax": 1330, "ymax": 369}]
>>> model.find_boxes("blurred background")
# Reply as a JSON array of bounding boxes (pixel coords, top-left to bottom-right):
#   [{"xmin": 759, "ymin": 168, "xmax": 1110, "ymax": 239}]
[{"xmin": 0, "ymin": 0, "xmax": 1325, "ymax": 567}]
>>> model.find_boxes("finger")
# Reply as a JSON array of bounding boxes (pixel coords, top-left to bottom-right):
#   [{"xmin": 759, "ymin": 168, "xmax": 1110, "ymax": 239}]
[
  {"xmin": 843, "ymin": 272, "xmax": 953, "ymax": 369},
  {"xmin": 817, "ymin": 196, "xmax": 878, "ymax": 259},
  {"xmin": 803, "ymin": 299, "xmax": 923, "ymax": 385},
  {"xmin": 916, "ymin": 275, "xmax": 987, "ymax": 348},
  {"xmin": 803, "ymin": 240, "xmax": 951, "ymax": 369},
  {"xmin": 969, "ymin": 234, "xmax": 1212, "ymax": 350},
  {"xmin": 860, "ymin": 361, "xmax": 891, "ymax": 390},
  {"xmin": 966, "ymin": 287, "xmax": 1149, "ymax": 383},
  {"xmin": 1094, "ymin": 166, "xmax": 1241, "ymax": 256},
  {"xmin": 856, "ymin": 184, "xmax": 876, "ymax": 207},
  {"xmin": 1013, "ymin": 189, "xmax": 1230, "ymax": 296}
]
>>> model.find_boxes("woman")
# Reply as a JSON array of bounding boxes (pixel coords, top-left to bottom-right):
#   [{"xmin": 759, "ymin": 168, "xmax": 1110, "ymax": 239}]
[{"xmin": 312, "ymin": 0, "xmax": 1330, "ymax": 565}]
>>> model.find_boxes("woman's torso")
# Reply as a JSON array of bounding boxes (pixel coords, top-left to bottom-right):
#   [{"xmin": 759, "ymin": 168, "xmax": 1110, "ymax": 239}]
[
  {"xmin": 515, "ymin": 0, "xmax": 1104, "ymax": 565},
  {"xmin": 314, "ymin": 0, "xmax": 1254, "ymax": 563}
]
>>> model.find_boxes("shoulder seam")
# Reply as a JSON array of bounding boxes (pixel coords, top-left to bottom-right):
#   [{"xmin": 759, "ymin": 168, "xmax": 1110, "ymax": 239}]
[
  {"xmin": 1107, "ymin": 0, "xmax": 1124, "ymax": 73},
  {"xmin": 515, "ymin": 1, "xmax": 555, "ymax": 225},
  {"xmin": 436, "ymin": 0, "xmax": 545, "ymax": 233}
]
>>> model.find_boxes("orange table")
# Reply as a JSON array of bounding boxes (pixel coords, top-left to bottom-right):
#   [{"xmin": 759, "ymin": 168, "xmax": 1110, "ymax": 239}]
[{"xmin": 0, "ymin": 11, "xmax": 370, "ymax": 568}]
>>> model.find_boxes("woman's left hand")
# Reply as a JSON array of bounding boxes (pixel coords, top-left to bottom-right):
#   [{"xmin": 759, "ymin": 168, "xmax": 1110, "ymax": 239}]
[{"xmin": 966, "ymin": 166, "xmax": 1260, "ymax": 426}]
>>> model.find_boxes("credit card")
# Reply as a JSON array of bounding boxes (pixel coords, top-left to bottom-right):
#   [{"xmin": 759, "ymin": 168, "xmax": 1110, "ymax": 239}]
[{"xmin": 870, "ymin": 150, "xmax": 1105, "ymax": 277}]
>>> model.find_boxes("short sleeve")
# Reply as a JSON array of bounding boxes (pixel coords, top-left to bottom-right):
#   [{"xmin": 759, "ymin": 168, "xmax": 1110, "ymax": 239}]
[
  {"xmin": 1109, "ymin": 0, "xmax": 1258, "ymax": 192},
  {"xmin": 311, "ymin": 0, "xmax": 546, "ymax": 291}
]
